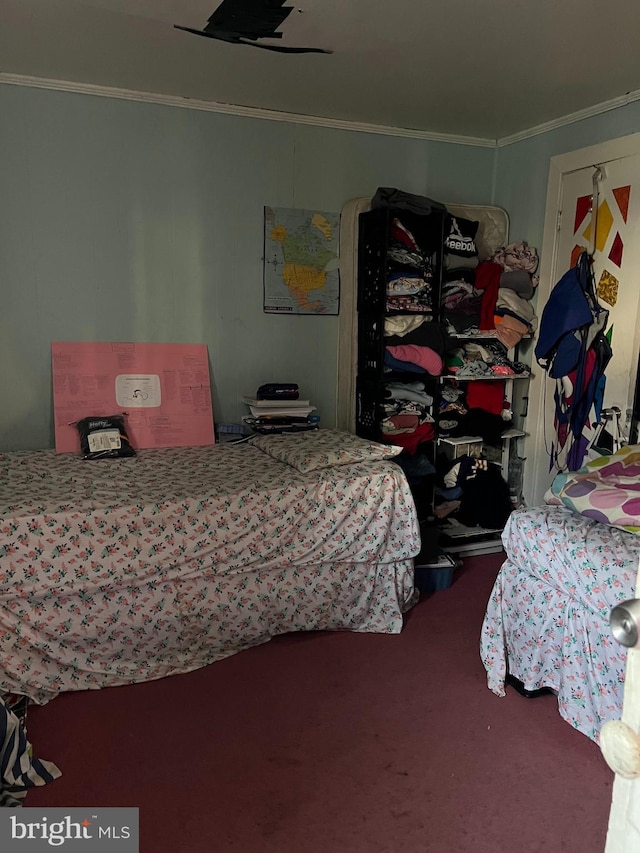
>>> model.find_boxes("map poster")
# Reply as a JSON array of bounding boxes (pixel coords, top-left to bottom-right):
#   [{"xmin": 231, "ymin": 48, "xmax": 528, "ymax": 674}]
[
  {"xmin": 263, "ymin": 206, "xmax": 340, "ymax": 315},
  {"xmin": 52, "ymin": 341, "xmax": 215, "ymax": 452}
]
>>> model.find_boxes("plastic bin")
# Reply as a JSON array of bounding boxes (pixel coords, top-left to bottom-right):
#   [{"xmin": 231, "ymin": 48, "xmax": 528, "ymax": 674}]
[
  {"xmin": 414, "ymin": 566, "xmax": 454, "ymax": 594},
  {"xmin": 414, "ymin": 552, "xmax": 458, "ymax": 593}
]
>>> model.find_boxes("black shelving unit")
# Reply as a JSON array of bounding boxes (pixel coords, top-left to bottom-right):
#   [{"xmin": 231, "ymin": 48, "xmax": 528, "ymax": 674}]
[{"xmin": 355, "ymin": 206, "xmax": 447, "ymax": 537}]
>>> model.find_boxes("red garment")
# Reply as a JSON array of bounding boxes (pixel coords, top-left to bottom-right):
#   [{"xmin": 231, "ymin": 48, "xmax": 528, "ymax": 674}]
[
  {"xmin": 474, "ymin": 261, "xmax": 502, "ymax": 330},
  {"xmin": 387, "ymin": 422, "xmax": 435, "ymax": 455},
  {"xmin": 465, "ymin": 380, "xmax": 505, "ymax": 415},
  {"xmin": 555, "ymin": 347, "xmax": 597, "ymax": 449}
]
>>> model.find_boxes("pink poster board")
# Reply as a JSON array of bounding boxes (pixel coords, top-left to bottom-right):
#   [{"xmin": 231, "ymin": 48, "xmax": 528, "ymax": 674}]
[{"xmin": 52, "ymin": 342, "xmax": 215, "ymax": 453}]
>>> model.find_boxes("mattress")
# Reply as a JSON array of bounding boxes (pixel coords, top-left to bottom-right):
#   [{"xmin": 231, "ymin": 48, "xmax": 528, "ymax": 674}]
[
  {"xmin": 481, "ymin": 504, "xmax": 639, "ymax": 741},
  {"xmin": 0, "ymin": 438, "xmax": 419, "ymax": 703}
]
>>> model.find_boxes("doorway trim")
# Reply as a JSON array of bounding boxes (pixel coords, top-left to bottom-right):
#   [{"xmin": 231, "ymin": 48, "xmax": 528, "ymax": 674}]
[{"xmin": 526, "ymin": 130, "xmax": 640, "ymax": 506}]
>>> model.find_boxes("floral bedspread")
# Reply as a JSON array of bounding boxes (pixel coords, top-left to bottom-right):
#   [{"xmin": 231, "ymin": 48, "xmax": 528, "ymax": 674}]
[
  {"xmin": 481, "ymin": 504, "xmax": 639, "ymax": 742},
  {"xmin": 0, "ymin": 444, "xmax": 419, "ymax": 703}
]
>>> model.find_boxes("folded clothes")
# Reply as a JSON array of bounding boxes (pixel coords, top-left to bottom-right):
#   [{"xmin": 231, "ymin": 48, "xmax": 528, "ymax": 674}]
[
  {"xmin": 493, "ymin": 312, "xmax": 530, "ymax": 349},
  {"xmin": 499, "ymin": 269, "xmax": 534, "ymax": 299},
  {"xmin": 385, "ymin": 322, "xmax": 447, "ymax": 355},
  {"xmin": 445, "ymin": 255, "xmax": 479, "ymax": 271},
  {"xmin": 386, "ymin": 294, "xmax": 433, "ymax": 312},
  {"xmin": 384, "ymin": 381, "xmax": 434, "ymax": 405},
  {"xmin": 444, "ymin": 311, "xmax": 481, "ymax": 332},
  {"xmin": 386, "ymin": 344, "xmax": 443, "ymax": 375},
  {"xmin": 384, "ymin": 400, "xmax": 431, "ymax": 420},
  {"xmin": 491, "ymin": 241, "xmax": 540, "ymax": 287},
  {"xmin": 441, "ymin": 385, "xmax": 465, "ymax": 404},
  {"xmin": 495, "ymin": 307, "xmax": 538, "ymax": 333},
  {"xmin": 463, "ymin": 341, "xmax": 497, "ymax": 362},
  {"xmin": 381, "ymin": 414, "xmax": 420, "ymax": 435},
  {"xmin": 384, "ymin": 315, "xmax": 427, "ymax": 337},
  {"xmin": 387, "ymin": 272, "xmax": 431, "ymax": 296},
  {"xmin": 384, "ymin": 351, "xmax": 427, "ymax": 374},
  {"xmin": 496, "ymin": 288, "xmax": 536, "ymax": 323},
  {"xmin": 390, "ymin": 217, "xmax": 420, "ymax": 251},
  {"xmin": 493, "ymin": 324, "xmax": 523, "ymax": 349},
  {"xmin": 386, "ymin": 421, "xmax": 435, "ymax": 455},
  {"xmin": 442, "ymin": 281, "xmax": 481, "ymax": 315},
  {"xmin": 454, "ymin": 360, "xmax": 491, "ymax": 378},
  {"xmin": 388, "ymin": 247, "xmax": 424, "ymax": 268}
]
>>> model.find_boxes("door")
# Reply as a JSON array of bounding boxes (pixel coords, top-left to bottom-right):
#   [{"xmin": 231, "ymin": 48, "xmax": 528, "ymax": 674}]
[
  {"xmin": 556, "ymin": 158, "xmax": 640, "ymax": 427},
  {"xmin": 527, "ymin": 138, "xmax": 640, "ymax": 506},
  {"xmin": 601, "ymin": 563, "xmax": 640, "ymax": 851}
]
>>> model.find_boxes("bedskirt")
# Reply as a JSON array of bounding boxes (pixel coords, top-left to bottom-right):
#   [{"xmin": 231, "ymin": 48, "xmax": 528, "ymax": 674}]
[
  {"xmin": 0, "ymin": 442, "xmax": 420, "ymax": 704},
  {"xmin": 1, "ymin": 556, "xmax": 415, "ymax": 704},
  {"xmin": 480, "ymin": 504, "xmax": 640, "ymax": 741}
]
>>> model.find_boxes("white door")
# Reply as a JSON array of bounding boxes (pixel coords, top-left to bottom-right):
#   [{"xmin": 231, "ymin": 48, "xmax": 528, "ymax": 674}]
[
  {"xmin": 527, "ymin": 137, "xmax": 640, "ymax": 506},
  {"xmin": 601, "ymin": 563, "xmax": 640, "ymax": 851},
  {"xmin": 556, "ymin": 158, "xmax": 640, "ymax": 424}
]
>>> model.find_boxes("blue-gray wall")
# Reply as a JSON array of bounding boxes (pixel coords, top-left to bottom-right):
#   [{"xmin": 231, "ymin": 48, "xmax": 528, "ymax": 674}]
[
  {"xmin": 4, "ymin": 83, "xmax": 640, "ymax": 453},
  {"xmin": 494, "ymin": 101, "xmax": 640, "ymax": 248},
  {"xmin": 0, "ymin": 84, "xmax": 496, "ymax": 450}
]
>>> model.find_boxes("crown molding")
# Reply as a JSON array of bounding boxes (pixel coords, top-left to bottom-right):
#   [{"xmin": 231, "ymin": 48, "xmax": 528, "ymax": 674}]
[
  {"xmin": 0, "ymin": 73, "xmax": 496, "ymax": 148},
  {"xmin": 5, "ymin": 72, "xmax": 639, "ymax": 150},
  {"xmin": 497, "ymin": 87, "xmax": 640, "ymax": 147}
]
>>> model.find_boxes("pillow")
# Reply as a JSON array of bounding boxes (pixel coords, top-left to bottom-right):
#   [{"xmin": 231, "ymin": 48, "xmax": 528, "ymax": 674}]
[
  {"xmin": 545, "ymin": 444, "xmax": 640, "ymax": 533},
  {"xmin": 250, "ymin": 428, "xmax": 403, "ymax": 473}
]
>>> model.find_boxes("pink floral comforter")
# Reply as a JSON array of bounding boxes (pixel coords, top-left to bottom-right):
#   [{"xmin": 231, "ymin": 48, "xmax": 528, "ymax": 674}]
[
  {"xmin": 481, "ymin": 504, "xmax": 639, "ymax": 742},
  {"xmin": 0, "ymin": 444, "xmax": 419, "ymax": 703}
]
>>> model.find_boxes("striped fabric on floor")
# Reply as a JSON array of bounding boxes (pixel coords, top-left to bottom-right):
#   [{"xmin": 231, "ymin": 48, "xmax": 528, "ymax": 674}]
[{"xmin": 0, "ymin": 696, "xmax": 61, "ymax": 807}]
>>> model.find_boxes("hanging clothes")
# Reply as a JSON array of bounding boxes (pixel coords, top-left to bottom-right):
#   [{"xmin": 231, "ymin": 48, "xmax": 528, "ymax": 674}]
[{"xmin": 535, "ymin": 251, "xmax": 612, "ymax": 471}]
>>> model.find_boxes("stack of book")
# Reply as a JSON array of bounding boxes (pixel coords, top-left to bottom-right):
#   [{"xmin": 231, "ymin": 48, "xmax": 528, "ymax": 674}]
[{"xmin": 242, "ymin": 396, "xmax": 318, "ymax": 433}]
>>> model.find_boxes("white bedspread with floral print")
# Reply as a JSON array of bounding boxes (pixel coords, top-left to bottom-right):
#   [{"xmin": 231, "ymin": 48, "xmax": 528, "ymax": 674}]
[
  {"xmin": 0, "ymin": 443, "xmax": 419, "ymax": 703},
  {"xmin": 480, "ymin": 504, "xmax": 640, "ymax": 742}
]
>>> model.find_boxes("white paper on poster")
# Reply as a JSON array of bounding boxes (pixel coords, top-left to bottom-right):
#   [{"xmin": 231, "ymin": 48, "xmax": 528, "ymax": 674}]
[{"xmin": 115, "ymin": 374, "xmax": 162, "ymax": 408}]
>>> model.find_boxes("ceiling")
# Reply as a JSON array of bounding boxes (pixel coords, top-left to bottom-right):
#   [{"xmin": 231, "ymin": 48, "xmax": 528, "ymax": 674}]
[{"xmin": 3, "ymin": 0, "xmax": 640, "ymax": 141}]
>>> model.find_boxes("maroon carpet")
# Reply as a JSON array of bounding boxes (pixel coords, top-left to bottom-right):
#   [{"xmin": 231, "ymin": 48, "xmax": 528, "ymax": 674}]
[{"xmin": 25, "ymin": 553, "xmax": 613, "ymax": 852}]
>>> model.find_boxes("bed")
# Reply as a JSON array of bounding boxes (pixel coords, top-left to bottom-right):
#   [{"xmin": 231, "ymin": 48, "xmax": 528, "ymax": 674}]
[
  {"xmin": 481, "ymin": 444, "xmax": 640, "ymax": 742},
  {"xmin": 0, "ymin": 429, "xmax": 419, "ymax": 707}
]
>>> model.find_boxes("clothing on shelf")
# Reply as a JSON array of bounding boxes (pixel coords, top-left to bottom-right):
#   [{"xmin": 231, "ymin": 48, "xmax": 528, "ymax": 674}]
[
  {"xmin": 435, "ymin": 452, "xmax": 512, "ymax": 529},
  {"xmin": 385, "ymin": 344, "xmax": 443, "ymax": 375},
  {"xmin": 384, "ymin": 320, "xmax": 447, "ymax": 354},
  {"xmin": 440, "ymin": 238, "xmax": 539, "ymax": 338},
  {"xmin": 384, "ymin": 380, "xmax": 433, "ymax": 405},
  {"xmin": 490, "ymin": 240, "xmax": 540, "ymax": 288},
  {"xmin": 384, "ymin": 315, "xmax": 427, "ymax": 337},
  {"xmin": 444, "ymin": 339, "xmax": 529, "ymax": 378},
  {"xmin": 387, "ymin": 421, "xmax": 435, "ymax": 455}
]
